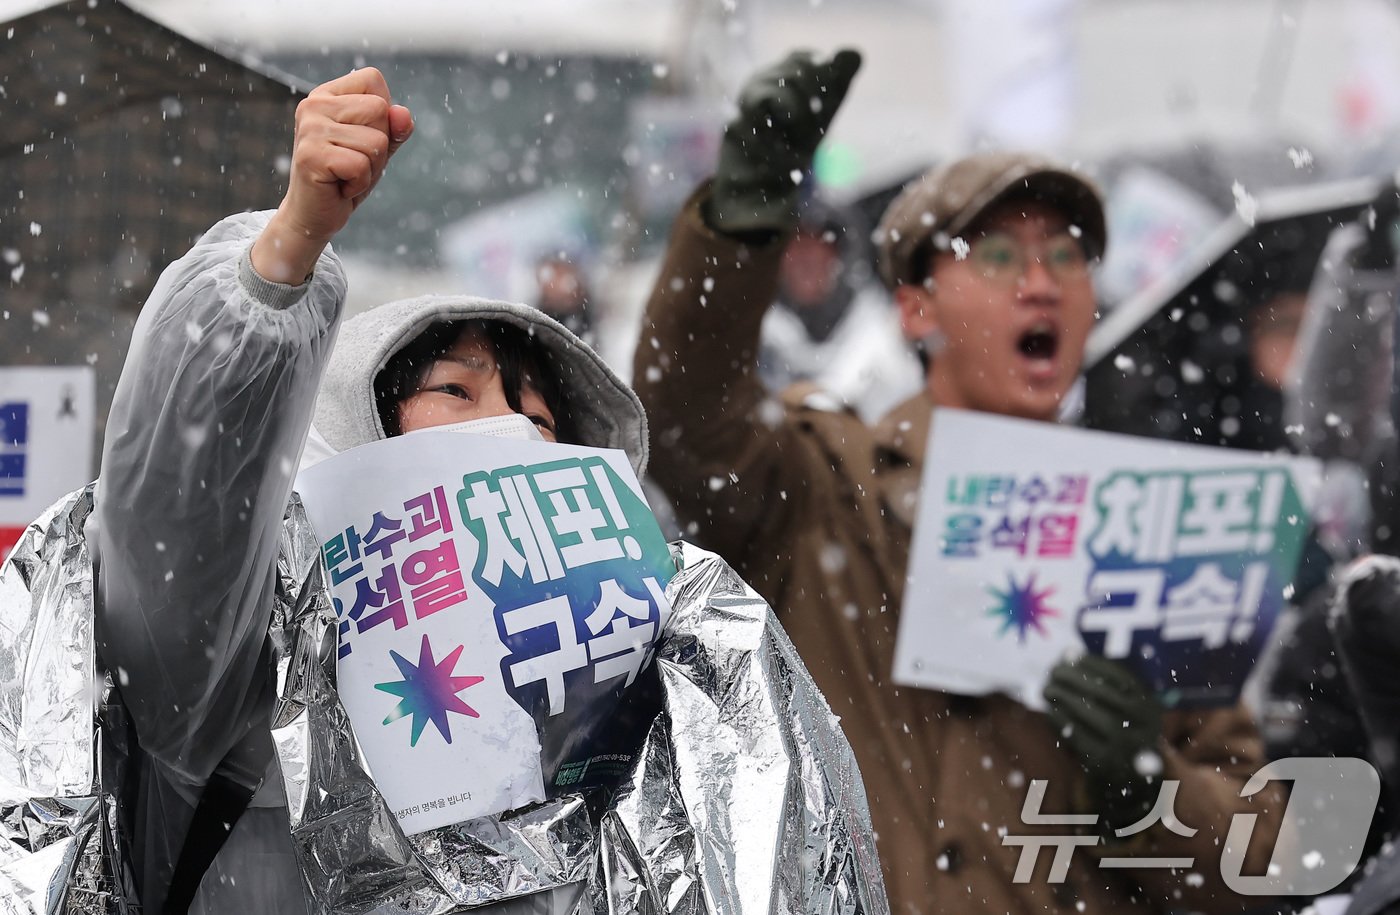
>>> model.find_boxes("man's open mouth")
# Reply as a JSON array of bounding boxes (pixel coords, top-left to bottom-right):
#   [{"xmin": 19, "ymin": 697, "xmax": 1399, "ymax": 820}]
[{"xmin": 1017, "ymin": 321, "xmax": 1060, "ymax": 361}]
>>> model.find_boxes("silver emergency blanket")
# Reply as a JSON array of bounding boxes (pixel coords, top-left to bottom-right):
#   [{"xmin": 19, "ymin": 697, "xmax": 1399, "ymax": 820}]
[
  {"xmin": 0, "ymin": 486, "xmax": 114, "ymax": 915},
  {"xmin": 0, "ymin": 487, "xmax": 888, "ymax": 915},
  {"xmin": 0, "ymin": 488, "xmax": 95, "ymax": 799}
]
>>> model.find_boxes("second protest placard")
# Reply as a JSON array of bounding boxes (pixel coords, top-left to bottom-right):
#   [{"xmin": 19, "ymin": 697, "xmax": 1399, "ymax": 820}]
[{"xmin": 893, "ymin": 409, "xmax": 1321, "ymax": 710}]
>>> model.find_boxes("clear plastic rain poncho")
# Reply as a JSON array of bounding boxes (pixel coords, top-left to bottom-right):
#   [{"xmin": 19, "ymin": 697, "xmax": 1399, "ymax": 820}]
[
  {"xmin": 1285, "ymin": 222, "xmax": 1396, "ymax": 467},
  {"xmin": 0, "ymin": 212, "xmax": 888, "ymax": 915}
]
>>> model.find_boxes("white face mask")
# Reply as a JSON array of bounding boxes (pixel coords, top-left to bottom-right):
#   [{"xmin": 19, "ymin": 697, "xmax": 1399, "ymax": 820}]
[{"xmin": 409, "ymin": 412, "xmax": 546, "ymax": 442}]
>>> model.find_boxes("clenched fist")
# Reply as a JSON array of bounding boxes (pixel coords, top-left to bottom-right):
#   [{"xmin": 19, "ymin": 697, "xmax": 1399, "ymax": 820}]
[
  {"xmin": 707, "ymin": 49, "xmax": 861, "ymax": 236},
  {"xmin": 251, "ymin": 67, "xmax": 414, "ymax": 284}
]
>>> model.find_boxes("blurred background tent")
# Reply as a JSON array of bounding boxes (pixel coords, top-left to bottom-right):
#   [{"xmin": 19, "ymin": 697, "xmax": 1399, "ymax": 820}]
[{"xmin": 0, "ymin": 0, "xmax": 306, "ymax": 444}]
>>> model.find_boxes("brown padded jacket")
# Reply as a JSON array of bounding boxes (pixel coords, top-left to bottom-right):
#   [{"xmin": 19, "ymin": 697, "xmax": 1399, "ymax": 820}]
[{"xmin": 632, "ymin": 185, "xmax": 1284, "ymax": 915}]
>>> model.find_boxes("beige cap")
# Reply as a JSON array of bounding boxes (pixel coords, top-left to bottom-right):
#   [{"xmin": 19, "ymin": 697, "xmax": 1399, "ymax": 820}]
[{"xmin": 875, "ymin": 151, "xmax": 1107, "ymax": 289}]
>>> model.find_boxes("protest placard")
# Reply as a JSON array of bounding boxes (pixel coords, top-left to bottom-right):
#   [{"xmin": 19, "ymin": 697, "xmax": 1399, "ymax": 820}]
[
  {"xmin": 295, "ymin": 431, "xmax": 675, "ymax": 835},
  {"xmin": 892, "ymin": 409, "xmax": 1322, "ymax": 710},
  {"xmin": 0, "ymin": 367, "xmax": 95, "ymax": 562}
]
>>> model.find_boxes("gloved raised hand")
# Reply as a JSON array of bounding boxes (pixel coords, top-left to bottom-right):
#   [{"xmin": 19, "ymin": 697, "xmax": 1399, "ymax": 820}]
[
  {"xmin": 1044, "ymin": 654, "xmax": 1166, "ymax": 835},
  {"xmin": 706, "ymin": 49, "xmax": 862, "ymax": 237}
]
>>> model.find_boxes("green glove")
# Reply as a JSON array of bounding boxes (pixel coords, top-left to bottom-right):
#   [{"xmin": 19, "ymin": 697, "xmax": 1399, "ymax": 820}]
[
  {"xmin": 706, "ymin": 48, "xmax": 862, "ymax": 237},
  {"xmin": 1043, "ymin": 654, "xmax": 1166, "ymax": 835}
]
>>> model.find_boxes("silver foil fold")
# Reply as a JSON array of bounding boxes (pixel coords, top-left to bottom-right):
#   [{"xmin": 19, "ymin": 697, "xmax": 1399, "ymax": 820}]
[
  {"xmin": 0, "ymin": 487, "xmax": 96, "ymax": 799},
  {"xmin": 0, "ymin": 487, "xmax": 113, "ymax": 915},
  {"xmin": 0, "ymin": 491, "xmax": 888, "ymax": 915},
  {"xmin": 596, "ymin": 542, "xmax": 887, "ymax": 915}
]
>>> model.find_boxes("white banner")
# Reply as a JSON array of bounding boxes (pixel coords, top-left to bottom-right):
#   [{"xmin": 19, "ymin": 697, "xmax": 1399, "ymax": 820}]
[
  {"xmin": 893, "ymin": 410, "xmax": 1322, "ymax": 710},
  {"xmin": 941, "ymin": 0, "xmax": 1078, "ymax": 150},
  {"xmin": 295, "ymin": 431, "xmax": 674, "ymax": 835},
  {"xmin": 1095, "ymin": 166, "xmax": 1221, "ymax": 308},
  {"xmin": 0, "ymin": 367, "xmax": 95, "ymax": 561}
]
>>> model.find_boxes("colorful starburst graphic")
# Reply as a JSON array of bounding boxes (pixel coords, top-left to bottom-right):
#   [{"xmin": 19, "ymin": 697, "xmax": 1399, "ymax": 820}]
[
  {"xmin": 376, "ymin": 635, "xmax": 484, "ymax": 746},
  {"xmin": 986, "ymin": 573, "xmax": 1059, "ymax": 642}
]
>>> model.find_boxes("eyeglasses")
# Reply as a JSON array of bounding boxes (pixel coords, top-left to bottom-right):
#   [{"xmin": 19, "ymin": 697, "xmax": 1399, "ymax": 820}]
[{"xmin": 952, "ymin": 232, "xmax": 1093, "ymax": 285}]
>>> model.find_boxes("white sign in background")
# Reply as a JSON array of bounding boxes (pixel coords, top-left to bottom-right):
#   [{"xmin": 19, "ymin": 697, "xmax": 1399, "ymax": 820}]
[
  {"xmin": 296, "ymin": 431, "xmax": 671, "ymax": 835},
  {"xmin": 893, "ymin": 409, "xmax": 1323, "ymax": 710},
  {"xmin": 0, "ymin": 367, "xmax": 95, "ymax": 560}
]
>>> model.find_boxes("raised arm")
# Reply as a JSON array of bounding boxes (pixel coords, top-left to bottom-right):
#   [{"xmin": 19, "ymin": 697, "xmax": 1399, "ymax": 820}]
[
  {"xmin": 93, "ymin": 68, "xmax": 413, "ymax": 789},
  {"xmin": 633, "ymin": 51, "xmax": 860, "ymax": 558}
]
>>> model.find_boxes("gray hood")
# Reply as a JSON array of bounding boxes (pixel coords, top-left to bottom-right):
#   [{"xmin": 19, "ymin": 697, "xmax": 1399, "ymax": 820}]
[{"xmin": 313, "ymin": 294, "xmax": 648, "ymax": 476}]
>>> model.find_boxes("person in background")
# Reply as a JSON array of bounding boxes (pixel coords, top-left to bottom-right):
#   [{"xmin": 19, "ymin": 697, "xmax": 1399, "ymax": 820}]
[
  {"xmin": 1255, "ymin": 189, "xmax": 1400, "ymax": 911},
  {"xmin": 757, "ymin": 196, "xmax": 921, "ymax": 421},
  {"xmin": 532, "ymin": 250, "xmax": 594, "ymax": 341},
  {"xmin": 634, "ymin": 48, "xmax": 1283, "ymax": 914},
  {"xmin": 1327, "ymin": 555, "xmax": 1400, "ymax": 915},
  {"xmin": 1225, "ymin": 248, "xmax": 1323, "ymax": 454}
]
